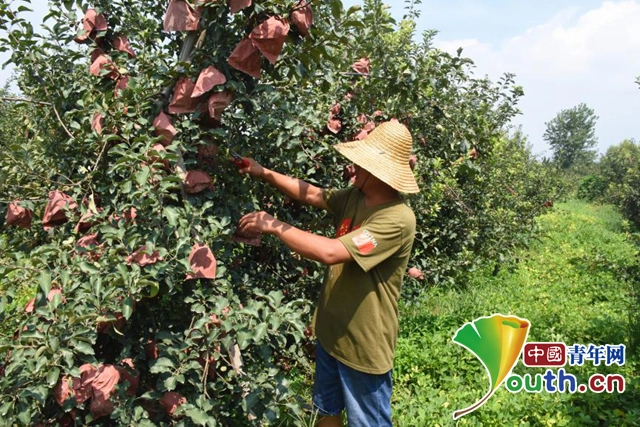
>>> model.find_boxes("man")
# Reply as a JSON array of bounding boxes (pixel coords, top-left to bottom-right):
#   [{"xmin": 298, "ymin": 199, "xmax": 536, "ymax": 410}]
[{"xmin": 237, "ymin": 120, "xmax": 419, "ymax": 427}]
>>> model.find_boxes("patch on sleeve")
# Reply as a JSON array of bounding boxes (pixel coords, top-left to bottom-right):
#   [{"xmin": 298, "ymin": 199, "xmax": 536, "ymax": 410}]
[{"xmin": 351, "ymin": 229, "xmax": 378, "ymax": 255}]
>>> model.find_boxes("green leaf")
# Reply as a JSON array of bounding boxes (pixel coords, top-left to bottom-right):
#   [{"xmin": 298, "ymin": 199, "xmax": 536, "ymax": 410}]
[
  {"xmin": 150, "ymin": 357, "xmax": 175, "ymax": 374},
  {"xmin": 78, "ymin": 262, "xmax": 100, "ymax": 275},
  {"xmin": 122, "ymin": 296, "xmax": 134, "ymax": 320},
  {"xmin": 73, "ymin": 341, "xmax": 94, "ymax": 355},
  {"xmin": 21, "ymin": 330, "xmax": 45, "ymax": 340},
  {"xmin": 17, "ymin": 407, "xmax": 31, "ymax": 425},
  {"xmin": 135, "ymin": 165, "xmax": 151, "ymax": 186},
  {"xmin": 186, "ymin": 408, "xmax": 211, "ymax": 425},
  {"xmin": 36, "ymin": 346, "xmax": 47, "ymax": 359},
  {"xmin": 50, "ymin": 291, "xmax": 63, "ymax": 309},
  {"xmin": 47, "ymin": 367, "xmax": 60, "ymax": 387},
  {"xmin": 346, "ymin": 4, "xmax": 361, "ymax": 15},
  {"xmin": 121, "ymin": 180, "xmax": 132, "ymax": 193},
  {"xmin": 21, "ymin": 386, "xmax": 48, "ymax": 406},
  {"xmin": 140, "ymin": 279, "xmax": 160, "ymax": 298},
  {"xmin": 61, "ymin": 349, "xmax": 74, "ymax": 368},
  {"xmin": 48, "ymin": 336, "xmax": 59, "ymax": 352},
  {"xmin": 0, "ymin": 401, "xmax": 13, "ymax": 417},
  {"xmin": 38, "ymin": 271, "xmax": 51, "ymax": 295},
  {"xmin": 239, "ymin": 306, "xmax": 260, "ymax": 319},
  {"xmin": 269, "ymin": 291, "xmax": 284, "ymax": 306},
  {"xmin": 237, "ymin": 331, "xmax": 252, "ymax": 349},
  {"xmin": 330, "ymin": 0, "xmax": 343, "ymax": 19},
  {"xmin": 163, "ymin": 206, "xmax": 180, "ymax": 227},
  {"xmin": 291, "ymin": 125, "xmax": 304, "ymax": 137},
  {"xmin": 164, "ymin": 375, "xmax": 177, "ymax": 391},
  {"xmin": 60, "ymin": 270, "xmax": 70, "ymax": 287},
  {"xmin": 117, "ymin": 263, "xmax": 129, "ymax": 282},
  {"xmin": 253, "ymin": 323, "xmax": 268, "ymax": 342}
]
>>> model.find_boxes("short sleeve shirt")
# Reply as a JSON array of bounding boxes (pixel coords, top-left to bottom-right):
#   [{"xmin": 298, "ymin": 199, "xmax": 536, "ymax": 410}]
[{"xmin": 313, "ymin": 187, "xmax": 416, "ymax": 374}]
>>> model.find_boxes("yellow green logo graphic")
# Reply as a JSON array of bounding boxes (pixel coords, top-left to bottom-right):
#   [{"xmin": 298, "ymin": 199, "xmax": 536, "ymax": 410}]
[{"xmin": 452, "ymin": 314, "xmax": 530, "ymax": 419}]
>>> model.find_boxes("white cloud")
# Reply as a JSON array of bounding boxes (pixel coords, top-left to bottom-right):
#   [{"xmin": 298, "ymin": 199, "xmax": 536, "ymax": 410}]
[{"xmin": 435, "ymin": 1, "xmax": 640, "ymax": 155}]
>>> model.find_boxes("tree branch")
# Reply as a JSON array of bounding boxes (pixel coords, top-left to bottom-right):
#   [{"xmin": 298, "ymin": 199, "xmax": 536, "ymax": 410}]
[
  {"xmin": 153, "ymin": 31, "xmax": 202, "ymax": 201},
  {"xmin": 49, "ymin": 100, "xmax": 75, "ymax": 140},
  {"xmin": 0, "ymin": 97, "xmax": 52, "ymax": 106},
  {"xmin": 91, "ymin": 137, "xmax": 111, "ymax": 174},
  {"xmin": 40, "ymin": 86, "xmax": 75, "ymax": 140}
]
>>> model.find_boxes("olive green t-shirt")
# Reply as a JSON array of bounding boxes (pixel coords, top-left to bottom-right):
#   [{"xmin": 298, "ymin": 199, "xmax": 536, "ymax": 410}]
[{"xmin": 314, "ymin": 187, "xmax": 416, "ymax": 374}]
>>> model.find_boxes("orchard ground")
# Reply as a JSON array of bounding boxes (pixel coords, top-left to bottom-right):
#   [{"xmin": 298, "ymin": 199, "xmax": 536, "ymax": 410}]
[{"xmin": 287, "ymin": 201, "xmax": 640, "ymax": 427}]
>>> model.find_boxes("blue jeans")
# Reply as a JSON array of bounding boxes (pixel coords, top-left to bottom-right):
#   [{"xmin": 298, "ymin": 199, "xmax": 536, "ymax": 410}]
[{"xmin": 312, "ymin": 342, "xmax": 393, "ymax": 427}]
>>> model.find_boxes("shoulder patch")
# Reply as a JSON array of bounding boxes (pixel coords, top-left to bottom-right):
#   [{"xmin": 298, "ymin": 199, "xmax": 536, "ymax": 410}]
[{"xmin": 352, "ymin": 229, "xmax": 378, "ymax": 255}]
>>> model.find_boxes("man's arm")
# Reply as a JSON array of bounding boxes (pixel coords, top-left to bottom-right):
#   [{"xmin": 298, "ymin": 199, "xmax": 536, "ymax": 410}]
[
  {"xmin": 239, "ymin": 158, "xmax": 328, "ymax": 210},
  {"xmin": 238, "ymin": 211, "xmax": 352, "ymax": 265}
]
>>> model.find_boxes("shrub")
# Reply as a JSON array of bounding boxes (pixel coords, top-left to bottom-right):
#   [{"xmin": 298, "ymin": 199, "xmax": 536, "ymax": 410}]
[
  {"xmin": 577, "ymin": 174, "xmax": 607, "ymax": 201},
  {"xmin": 598, "ymin": 139, "xmax": 640, "ymax": 228}
]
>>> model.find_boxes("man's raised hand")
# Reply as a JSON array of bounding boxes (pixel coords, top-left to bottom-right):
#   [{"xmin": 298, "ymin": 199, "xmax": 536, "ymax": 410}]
[{"xmin": 238, "ymin": 157, "xmax": 265, "ymax": 179}]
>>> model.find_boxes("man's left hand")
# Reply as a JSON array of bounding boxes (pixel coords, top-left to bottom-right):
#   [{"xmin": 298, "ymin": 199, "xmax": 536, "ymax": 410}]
[{"xmin": 238, "ymin": 211, "xmax": 281, "ymax": 235}]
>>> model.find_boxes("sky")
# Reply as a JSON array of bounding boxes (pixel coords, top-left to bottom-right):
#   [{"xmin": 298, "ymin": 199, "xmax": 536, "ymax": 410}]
[{"xmin": 2, "ymin": 0, "xmax": 639, "ymax": 156}]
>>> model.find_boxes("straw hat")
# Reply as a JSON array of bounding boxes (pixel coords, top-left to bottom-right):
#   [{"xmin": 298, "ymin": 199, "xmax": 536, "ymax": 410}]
[{"xmin": 334, "ymin": 120, "xmax": 420, "ymax": 194}]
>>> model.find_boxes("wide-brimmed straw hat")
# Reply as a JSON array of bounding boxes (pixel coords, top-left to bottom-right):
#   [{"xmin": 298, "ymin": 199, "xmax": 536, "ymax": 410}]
[{"xmin": 334, "ymin": 120, "xmax": 420, "ymax": 194}]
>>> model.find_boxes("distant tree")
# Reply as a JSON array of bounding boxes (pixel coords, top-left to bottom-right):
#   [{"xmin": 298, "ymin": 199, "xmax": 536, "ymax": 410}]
[
  {"xmin": 599, "ymin": 139, "xmax": 640, "ymax": 226},
  {"xmin": 543, "ymin": 103, "xmax": 598, "ymax": 169},
  {"xmin": 600, "ymin": 139, "xmax": 640, "ymax": 185}
]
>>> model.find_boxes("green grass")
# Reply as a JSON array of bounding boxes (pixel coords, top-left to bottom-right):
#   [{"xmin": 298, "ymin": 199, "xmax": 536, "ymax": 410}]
[{"xmin": 392, "ymin": 201, "xmax": 640, "ymax": 426}]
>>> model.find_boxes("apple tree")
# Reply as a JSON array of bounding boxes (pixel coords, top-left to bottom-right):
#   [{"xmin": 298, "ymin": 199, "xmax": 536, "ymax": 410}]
[{"xmin": 0, "ymin": 0, "xmax": 556, "ymax": 425}]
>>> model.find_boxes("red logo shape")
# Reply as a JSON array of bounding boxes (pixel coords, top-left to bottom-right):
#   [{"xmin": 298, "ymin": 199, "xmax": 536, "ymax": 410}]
[
  {"xmin": 336, "ymin": 219, "xmax": 352, "ymax": 237},
  {"xmin": 523, "ymin": 342, "xmax": 566, "ymax": 367}
]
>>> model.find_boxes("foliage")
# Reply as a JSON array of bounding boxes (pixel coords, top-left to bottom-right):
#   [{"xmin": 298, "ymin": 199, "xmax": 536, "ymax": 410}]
[
  {"xmin": 450, "ymin": 129, "xmax": 559, "ymax": 275},
  {"xmin": 0, "ymin": 84, "xmax": 45, "ymax": 196},
  {"xmin": 578, "ymin": 139, "xmax": 640, "ymax": 229},
  {"xmin": 0, "ymin": 84, "xmax": 40, "ymax": 335},
  {"xmin": 576, "ymin": 174, "xmax": 607, "ymax": 202},
  {"xmin": 0, "ymin": 0, "xmax": 556, "ymax": 425},
  {"xmin": 392, "ymin": 201, "xmax": 640, "ymax": 426},
  {"xmin": 544, "ymin": 103, "xmax": 599, "ymax": 170},
  {"xmin": 599, "ymin": 139, "xmax": 640, "ymax": 227}
]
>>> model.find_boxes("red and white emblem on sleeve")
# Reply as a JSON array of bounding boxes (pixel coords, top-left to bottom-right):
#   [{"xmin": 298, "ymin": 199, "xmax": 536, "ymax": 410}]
[{"xmin": 352, "ymin": 229, "xmax": 378, "ymax": 254}]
